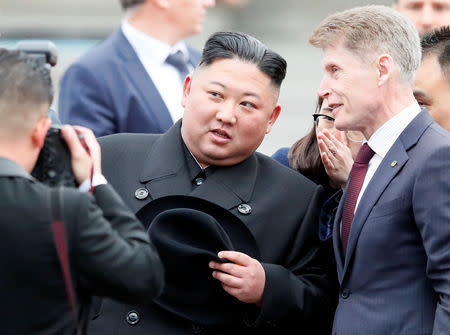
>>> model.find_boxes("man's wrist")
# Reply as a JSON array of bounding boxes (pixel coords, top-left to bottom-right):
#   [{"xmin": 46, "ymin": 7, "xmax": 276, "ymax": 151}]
[{"xmin": 78, "ymin": 174, "xmax": 107, "ymax": 192}]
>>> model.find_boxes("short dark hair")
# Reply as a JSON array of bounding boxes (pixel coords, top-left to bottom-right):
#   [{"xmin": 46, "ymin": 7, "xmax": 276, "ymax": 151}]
[
  {"xmin": 421, "ymin": 26, "xmax": 450, "ymax": 81},
  {"xmin": 198, "ymin": 31, "xmax": 287, "ymax": 88},
  {"xmin": 120, "ymin": 0, "xmax": 144, "ymax": 10},
  {"xmin": 0, "ymin": 48, "xmax": 53, "ymax": 132}
]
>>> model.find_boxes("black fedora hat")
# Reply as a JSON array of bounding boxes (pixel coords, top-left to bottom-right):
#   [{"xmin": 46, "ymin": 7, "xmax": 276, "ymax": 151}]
[{"xmin": 136, "ymin": 195, "xmax": 260, "ymax": 325}]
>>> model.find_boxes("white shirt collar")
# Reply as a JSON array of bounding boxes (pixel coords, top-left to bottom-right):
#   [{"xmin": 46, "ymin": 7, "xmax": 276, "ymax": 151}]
[
  {"xmin": 367, "ymin": 102, "xmax": 421, "ymax": 159},
  {"xmin": 121, "ymin": 19, "xmax": 189, "ymax": 66}
]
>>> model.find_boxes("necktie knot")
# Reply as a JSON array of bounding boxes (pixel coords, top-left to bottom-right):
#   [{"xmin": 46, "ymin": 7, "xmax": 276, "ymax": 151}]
[
  {"xmin": 354, "ymin": 143, "xmax": 375, "ymax": 164},
  {"xmin": 165, "ymin": 50, "xmax": 190, "ymax": 81}
]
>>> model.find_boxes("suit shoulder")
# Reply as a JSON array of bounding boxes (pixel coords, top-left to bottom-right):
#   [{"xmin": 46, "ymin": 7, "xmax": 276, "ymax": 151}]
[
  {"xmin": 66, "ymin": 31, "xmax": 121, "ymax": 70},
  {"xmin": 99, "ymin": 133, "xmax": 160, "ymax": 161},
  {"xmin": 254, "ymin": 152, "xmax": 318, "ymax": 191}
]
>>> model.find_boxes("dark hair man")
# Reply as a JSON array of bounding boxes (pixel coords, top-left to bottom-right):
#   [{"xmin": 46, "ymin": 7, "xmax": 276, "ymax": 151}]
[
  {"xmin": 310, "ymin": 5, "xmax": 450, "ymax": 335},
  {"xmin": 88, "ymin": 31, "xmax": 333, "ymax": 335},
  {"xmin": 0, "ymin": 48, "xmax": 164, "ymax": 335},
  {"xmin": 58, "ymin": 0, "xmax": 215, "ymax": 137},
  {"xmin": 393, "ymin": 0, "xmax": 450, "ymax": 36},
  {"xmin": 414, "ymin": 25, "xmax": 450, "ymax": 131}
]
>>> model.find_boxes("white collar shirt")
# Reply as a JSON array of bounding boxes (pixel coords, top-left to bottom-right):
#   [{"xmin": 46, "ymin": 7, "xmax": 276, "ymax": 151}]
[
  {"xmin": 121, "ymin": 20, "xmax": 193, "ymax": 124},
  {"xmin": 355, "ymin": 101, "xmax": 421, "ymax": 210}
]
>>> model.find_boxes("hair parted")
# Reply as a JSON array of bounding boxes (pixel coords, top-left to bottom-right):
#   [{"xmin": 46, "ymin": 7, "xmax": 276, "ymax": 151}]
[
  {"xmin": 421, "ymin": 26, "xmax": 450, "ymax": 81},
  {"xmin": 198, "ymin": 31, "xmax": 287, "ymax": 88},
  {"xmin": 309, "ymin": 5, "xmax": 421, "ymax": 84},
  {"xmin": 120, "ymin": 0, "xmax": 144, "ymax": 10},
  {"xmin": 0, "ymin": 48, "xmax": 53, "ymax": 133}
]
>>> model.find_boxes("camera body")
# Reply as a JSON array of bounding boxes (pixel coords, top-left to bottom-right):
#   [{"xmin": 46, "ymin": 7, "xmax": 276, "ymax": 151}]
[
  {"xmin": 31, "ymin": 126, "xmax": 78, "ymax": 187},
  {"xmin": 16, "ymin": 41, "xmax": 78, "ymax": 187}
]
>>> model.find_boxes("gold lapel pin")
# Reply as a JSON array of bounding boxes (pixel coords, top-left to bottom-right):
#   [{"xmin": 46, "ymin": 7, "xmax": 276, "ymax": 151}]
[{"xmin": 390, "ymin": 160, "xmax": 398, "ymax": 167}]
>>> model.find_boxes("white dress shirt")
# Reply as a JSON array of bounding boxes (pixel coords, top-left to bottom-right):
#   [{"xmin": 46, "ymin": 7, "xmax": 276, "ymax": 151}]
[
  {"xmin": 121, "ymin": 20, "xmax": 193, "ymax": 124},
  {"xmin": 355, "ymin": 102, "xmax": 422, "ymax": 211}
]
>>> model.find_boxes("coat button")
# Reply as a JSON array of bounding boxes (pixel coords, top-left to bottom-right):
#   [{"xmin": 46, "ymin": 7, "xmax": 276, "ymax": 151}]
[
  {"xmin": 135, "ymin": 187, "xmax": 149, "ymax": 200},
  {"xmin": 191, "ymin": 323, "xmax": 203, "ymax": 333},
  {"xmin": 126, "ymin": 310, "xmax": 140, "ymax": 325},
  {"xmin": 194, "ymin": 177, "xmax": 204, "ymax": 186},
  {"xmin": 340, "ymin": 288, "xmax": 351, "ymax": 299},
  {"xmin": 238, "ymin": 203, "xmax": 252, "ymax": 215}
]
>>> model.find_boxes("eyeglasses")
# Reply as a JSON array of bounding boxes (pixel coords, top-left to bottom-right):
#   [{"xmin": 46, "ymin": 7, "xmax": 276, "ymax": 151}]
[{"xmin": 312, "ymin": 113, "xmax": 364, "ymax": 143}]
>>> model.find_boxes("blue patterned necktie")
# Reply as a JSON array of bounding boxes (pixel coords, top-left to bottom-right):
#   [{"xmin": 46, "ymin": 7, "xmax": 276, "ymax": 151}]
[{"xmin": 165, "ymin": 50, "xmax": 190, "ymax": 83}]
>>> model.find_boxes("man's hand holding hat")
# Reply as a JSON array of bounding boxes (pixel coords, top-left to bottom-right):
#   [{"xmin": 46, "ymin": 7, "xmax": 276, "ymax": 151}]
[{"xmin": 209, "ymin": 251, "xmax": 265, "ymax": 306}]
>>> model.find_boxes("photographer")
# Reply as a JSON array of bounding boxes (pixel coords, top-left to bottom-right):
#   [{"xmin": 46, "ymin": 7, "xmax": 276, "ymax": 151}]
[{"xmin": 0, "ymin": 48, "xmax": 164, "ymax": 334}]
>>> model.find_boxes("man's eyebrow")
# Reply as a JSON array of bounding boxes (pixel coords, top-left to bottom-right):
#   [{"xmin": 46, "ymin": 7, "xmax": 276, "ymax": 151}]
[
  {"xmin": 209, "ymin": 81, "xmax": 262, "ymax": 100},
  {"xmin": 413, "ymin": 90, "xmax": 427, "ymax": 99},
  {"xmin": 210, "ymin": 81, "xmax": 225, "ymax": 88}
]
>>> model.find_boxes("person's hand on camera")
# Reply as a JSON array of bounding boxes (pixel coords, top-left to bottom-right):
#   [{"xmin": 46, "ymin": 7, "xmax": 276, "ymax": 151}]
[
  {"xmin": 317, "ymin": 129, "xmax": 353, "ymax": 190},
  {"xmin": 61, "ymin": 125, "xmax": 101, "ymax": 184}
]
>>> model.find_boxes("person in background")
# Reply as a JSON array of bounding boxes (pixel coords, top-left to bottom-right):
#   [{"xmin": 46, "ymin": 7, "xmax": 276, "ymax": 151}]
[
  {"xmin": 393, "ymin": 0, "xmax": 450, "ymax": 36},
  {"xmin": 59, "ymin": 0, "xmax": 215, "ymax": 137},
  {"xmin": 414, "ymin": 25, "xmax": 450, "ymax": 131},
  {"xmin": 310, "ymin": 5, "xmax": 450, "ymax": 334},
  {"xmin": 88, "ymin": 31, "xmax": 333, "ymax": 335},
  {"xmin": 272, "ymin": 96, "xmax": 363, "ymax": 333},
  {"xmin": 0, "ymin": 48, "xmax": 164, "ymax": 334}
]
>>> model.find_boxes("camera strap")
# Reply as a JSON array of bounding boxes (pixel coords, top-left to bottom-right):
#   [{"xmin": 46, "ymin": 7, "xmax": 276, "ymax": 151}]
[
  {"xmin": 74, "ymin": 130, "xmax": 94, "ymax": 194},
  {"xmin": 50, "ymin": 187, "xmax": 83, "ymax": 335}
]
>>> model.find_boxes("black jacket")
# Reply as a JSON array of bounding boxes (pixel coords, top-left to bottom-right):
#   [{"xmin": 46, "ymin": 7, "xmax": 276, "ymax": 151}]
[
  {"xmin": 0, "ymin": 158, "xmax": 164, "ymax": 335},
  {"xmin": 89, "ymin": 121, "xmax": 333, "ymax": 334}
]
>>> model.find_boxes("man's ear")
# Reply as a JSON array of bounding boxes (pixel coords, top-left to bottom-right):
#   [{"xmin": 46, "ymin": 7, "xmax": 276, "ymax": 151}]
[
  {"xmin": 31, "ymin": 116, "xmax": 51, "ymax": 149},
  {"xmin": 181, "ymin": 74, "xmax": 192, "ymax": 108},
  {"xmin": 376, "ymin": 54, "xmax": 392, "ymax": 87},
  {"xmin": 266, "ymin": 105, "xmax": 281, "ymax": 134}
]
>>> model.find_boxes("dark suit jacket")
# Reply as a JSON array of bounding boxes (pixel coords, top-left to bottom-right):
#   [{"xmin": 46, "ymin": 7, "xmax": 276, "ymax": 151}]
[
  {"xmin": 58, "ymin": 29, "xmax": 200, "ymax": 137},
  {"xmin": 332, "ymin": 111, "xmax": 450, "ymax": 335},
  {"xmin": 88, "ymin": 120, "xmax": 333, "ymax": 334},
  {"xmin": 0, "ymin": 158, "xmax": 164, "ymax": 335}
]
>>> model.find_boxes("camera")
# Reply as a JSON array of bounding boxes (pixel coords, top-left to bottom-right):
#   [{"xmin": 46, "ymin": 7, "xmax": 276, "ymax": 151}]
[
  {"xmin": 31, "ymin": 125, "xmax": 78, "ymax": 187},
  {"xmin": 17, "ymin": 40, "xmax": 78, "ymax": 187}
]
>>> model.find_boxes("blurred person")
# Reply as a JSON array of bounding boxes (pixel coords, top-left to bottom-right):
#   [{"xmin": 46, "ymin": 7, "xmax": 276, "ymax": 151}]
[
  {"xmin": 272, "ymin": 96, "xmax": 364, "ymax": 334},
  {"xmin": 393, "ymin": 0, "xmax": 450, "ymax": 35},
  {"xmin": 273, "ymin": 96, "xmax": 363, "ymax": 193},
  {"xmin": 58, "ymin": 0, "xmax": 215, "ymax": 137},
  {"xmin": 88, "ymin": 31, "xmax": 333, "ymax": 335},
  {"xmin": 0, "ymin": 48, "xmax": 164, "ymax": 335},
  {"xmin": 311, "ymin": 5, "xmax": 450, "ymax": 335},
  {"xmin": 414, "ymin": 25, "xmax": 450, "ymax": 131}
]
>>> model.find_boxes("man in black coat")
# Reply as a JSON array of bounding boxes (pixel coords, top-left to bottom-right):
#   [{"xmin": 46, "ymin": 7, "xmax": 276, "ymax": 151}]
[
  {"xmin": 0, "ymin": 49, "xmax": 164, "ymax": 334},
  {"xmin": 90, "ymin": 31, "xmax": 333, "ymax": 334}
]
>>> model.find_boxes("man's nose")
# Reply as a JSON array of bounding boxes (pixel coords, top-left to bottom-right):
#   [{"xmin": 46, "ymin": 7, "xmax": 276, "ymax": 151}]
[
  {"xmin": 419, "ymin": 6, "xmax": 434, "ymax": 31},
  {"xmin": 216, "ymin": 102, "xmax": 237, "ymax": 124},
  {"xmin": 317, "ymin": 76, "xmax": 330, "ymax": 99}
]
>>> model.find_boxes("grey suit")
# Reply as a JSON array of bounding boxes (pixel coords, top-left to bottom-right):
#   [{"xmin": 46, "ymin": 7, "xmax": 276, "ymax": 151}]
[
  {"xmin": 332, "ymin": 111, "xmax": 450, "ymax": 335},
  {"xmin": 88, "ymin": 120, "xmax": 333, "ymax": 334},
  {"xmin": 0, "ymin": 158, "xmax": 164, "ymax": 335}
]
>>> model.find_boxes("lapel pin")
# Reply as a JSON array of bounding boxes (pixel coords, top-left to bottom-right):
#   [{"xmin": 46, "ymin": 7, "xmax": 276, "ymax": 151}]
[
  {"xmin": 390, "ymin": 160, "xmax": 398, "ymax": 167},
  {"xmin": 238, "ymin": 203, "xmax": 252, "ymax": 215},
  {"xmin": 135, "ymin": 187, "xmax": 149, "ymax": 200}
]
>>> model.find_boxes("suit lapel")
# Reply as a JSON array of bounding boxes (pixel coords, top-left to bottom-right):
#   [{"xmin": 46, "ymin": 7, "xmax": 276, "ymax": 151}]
[
  {"xmin": 340, "ymin": 110, "xmax": 433, "ymax": 280},
  {"xmin": 114, "ymin": 30, "xmax": 173, "ymax": 132},
  {"xmin": 139, "ymin": 121, "xmax": 192, "ymax": 198},
  {"xmin": 342, "ymin": 144, "xmax": 408, "ymax": 275}
]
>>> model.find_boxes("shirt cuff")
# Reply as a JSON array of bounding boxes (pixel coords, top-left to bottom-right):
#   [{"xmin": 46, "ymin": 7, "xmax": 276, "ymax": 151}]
[{"xmin": 78, "ymin": 174, "xmax": 108, "ymax": 192}]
